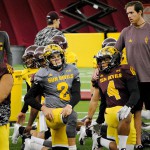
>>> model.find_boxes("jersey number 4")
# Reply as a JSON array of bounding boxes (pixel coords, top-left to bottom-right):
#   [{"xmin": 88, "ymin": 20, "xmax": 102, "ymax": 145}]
[{"xmin": 107, "ymin": 80, "xmax": 121, "ymax": 100}]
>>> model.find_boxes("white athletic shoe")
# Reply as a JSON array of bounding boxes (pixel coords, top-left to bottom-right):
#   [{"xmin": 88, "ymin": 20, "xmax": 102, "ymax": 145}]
[
  {"xmin": 24, "ymin": 138, "xmax": 31, "ymax": 150},
  {"xmin": 92, "ymin": 132, "xmax": 101, "ymax": 150},
  {"xmin": 79, "ymin": 126, "xmax": 87, "ymax": 145},
  {"xmin": 12, "ymin": 123, "xmax": 21, "ymax": 144},
  {"xmin": 141, "ymin": 122, "xmax": 150, "ymax": 130}
]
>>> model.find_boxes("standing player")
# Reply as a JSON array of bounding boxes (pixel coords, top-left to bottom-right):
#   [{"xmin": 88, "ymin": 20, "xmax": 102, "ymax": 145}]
[
  {"xmin": 0, "ymin": 20, "xmax": 12, "ymax": 66},
  {"xmin": 85, "ymin": 46, "xmax": 140, "ymax": 150},
  {"xmin": 0, "ymin": 63, "xmax": 13, "ymax": 150}
]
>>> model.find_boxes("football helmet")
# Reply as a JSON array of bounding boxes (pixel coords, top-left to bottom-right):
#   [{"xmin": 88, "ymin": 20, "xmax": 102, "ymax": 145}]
[
  {"xmin": 44, "ymin": 44, "xmax": 65, "ymax": 70},
  {"xmin": 22, "ymin": 45, "xmax": 37, "ymax": 68},
  {"xmin": 95, "ymin": 46, "xmax": 121, "ymax": 73},
  {"xmin": 34, "ymin": 46, "xmax": 46, "ymax": 68},
  {"xmin": 102, "ymin": 38, "xmax": 117, "ymax": 48},
  {"xmin": 105, "ymin": 41, "xmax": 116, "ymax": 47},
  {"xmin": 49, "ymin": 35, "xmax": 68, "ymax": 50}
]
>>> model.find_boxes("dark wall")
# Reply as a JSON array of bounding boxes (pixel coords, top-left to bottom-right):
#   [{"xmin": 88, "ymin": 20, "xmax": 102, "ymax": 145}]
[{"xmin": 0, "ymin": 0, "xmax": 149, "ymax": 47}]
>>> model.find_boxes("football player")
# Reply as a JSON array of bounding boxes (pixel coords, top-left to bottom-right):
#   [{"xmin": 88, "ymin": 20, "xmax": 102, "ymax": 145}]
[
  {"xmin": 85, "ymin": 46, "xmax": 140, "ymax": 150},
  {"xmin": 49, "ymin": 35, "xmax": 78, "ymax": 65},
  {"xmin": 17, "ymin": 44, "xmax": 81, "ymax": 150},
  {"xmin": 34, "ymin": 46, "xmax": 47, "ymax": 68},
  {"xmin": 0, "ymin": 63, "xmax": 13, "ymax": 150},
  {"xmin": 21, "ymin": 45, "xmax": 39, "ymax": 89},
  {"xmin": 12, "ymin": 45, "xmax": 45, "ymax": 146}
]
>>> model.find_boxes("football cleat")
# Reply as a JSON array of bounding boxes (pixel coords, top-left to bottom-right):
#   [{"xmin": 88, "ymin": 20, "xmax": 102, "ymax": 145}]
[
  {"xmin": 141, "ymin": 122, "xmax": 150, "ymax": 130},
  {"xmin": 79, "ymin": 126, "xmax": 87, "ymax": 145},
  {"xmin": 24, "ymin": 138, "xmax": 31, "ymax": 150},
  {"xmin": 134, "ymin": 144, "xmax": 144, "ymax": 150},
  {"xmin": 92, "ymin": 132, "xmax": 101, "ymax": 150},
  {"xmin": 141, "ymin": 130, "xmax": 150, "ymax": 147},
  {"xmin": 12, "ymin": 123, "xmax": 21, "ymax": 144}
]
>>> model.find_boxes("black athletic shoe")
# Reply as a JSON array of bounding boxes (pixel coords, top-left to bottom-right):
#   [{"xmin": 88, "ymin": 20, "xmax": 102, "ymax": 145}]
[
  {"xmin": 134, "ymin": 144, "xmax": 144, "ymax": 150},
  {"xmin": 141, "ymin": 122, "xmax": 150, "ymax": 130}
]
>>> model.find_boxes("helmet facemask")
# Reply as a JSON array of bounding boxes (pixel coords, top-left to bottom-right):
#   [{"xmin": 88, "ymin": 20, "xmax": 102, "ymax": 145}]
[
  {"xmin": 47, "ymin": 51, "xmax": 64, "ymax": 70},
  {"xmin": 34, "ymin": 46, "xmax": 46, "ymax": 68},
  {"xmin": 22, "ymin": 53, "xmax": 35, "ymax": 68},
  {"xmin": 44, "ymin": 44, "xmax": 65, "ymax": 70},
  {"xmin": 96, "ymin": 46, "xmax": 121, "ymax": 73},
  {"xmin": 22, "ymin": 45, "xmax": 38, "ymax": 68}
]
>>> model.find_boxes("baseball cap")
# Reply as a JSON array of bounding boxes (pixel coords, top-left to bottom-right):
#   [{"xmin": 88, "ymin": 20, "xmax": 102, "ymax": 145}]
[{"xmin": 46, "ymin": 11, "xmax": 63, "ymax": 22}]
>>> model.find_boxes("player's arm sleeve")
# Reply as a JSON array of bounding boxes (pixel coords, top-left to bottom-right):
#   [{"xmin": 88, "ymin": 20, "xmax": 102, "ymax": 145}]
[
  {"xmin": 69, "ymin": 77, "xmax": 81, "ymax": 108},
  {"xmin": 126, "ymin": 76, "xmax": 140, "ymax": 108},
  {"xmin": 4, "ymin": 32, "xmax": 12, "ymax": 65},
  {"xmin": 21, "ymin": 83, "xmax": 43, "ymax": 113},
  {"xmin": 96, "ymin": 88, "xmax": 106, "ymax": 124}
]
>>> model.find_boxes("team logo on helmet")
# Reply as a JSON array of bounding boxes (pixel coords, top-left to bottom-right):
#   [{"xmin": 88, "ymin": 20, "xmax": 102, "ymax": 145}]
[
  {"xmin": 44, "ymin": 44, "xmax": 65, "ymax": 70},
  {"xmin": 44, "ymin": 44, "xmax": 64, "ymax": 57}
]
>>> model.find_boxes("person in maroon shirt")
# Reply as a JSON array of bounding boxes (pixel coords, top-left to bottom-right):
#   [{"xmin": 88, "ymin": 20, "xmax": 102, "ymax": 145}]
[
  {"xmin": 0, "ymin": 20, "xmax": 12, "ymax": 66},
  {"xmin": 84, "ymin": 46, "xmax": 140, "ymax": 150},
  {"xmin": 0, "ymin": 63, "xmax": 13, "ymax": 150},
  {"xmin": 114, "ymin": 1, "xmax": 150, "ymax": 149}
]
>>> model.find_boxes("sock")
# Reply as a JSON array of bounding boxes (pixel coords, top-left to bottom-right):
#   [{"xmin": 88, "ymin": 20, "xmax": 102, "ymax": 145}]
[
  {"xmin": 100, "ymin": 137, "xmax": 112, "ymax": 149},
  {"xmin": 31, "ymin": 136, "xmax": 44, "ymax": 145},
  {"xmin": 141, "ymin": 110, "xmax": 150, "ymax": 119},
  {"xmin": 39, "ymin": 111, "xmax": 48, "ymax": 131},
  {"xmin": 69, "ymin": 145, "xmax": 77, "ymax": 150},
  {"xmin": 118, "ymin": 135, "xmax": 128, "ymax": 150},
  {"xmin": 126, "ymin": 144, "xmax": 134, "ymax": 150}
]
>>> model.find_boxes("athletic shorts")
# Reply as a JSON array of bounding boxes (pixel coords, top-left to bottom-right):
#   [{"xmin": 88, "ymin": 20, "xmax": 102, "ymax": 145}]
[
  {"xmin": 105, "ymin": 106, "xmax": 136, "ymax": 145},
  {"xmin": 132, "ymin": 82, "xmax": 150, "ymax": 112},
  {"xmin": 0, "ymin": 124, "xmax": 9, "ymax": 150},
  {"xmin": 46, "ymin": 108, "xmax": 68, "ymax": 147}
]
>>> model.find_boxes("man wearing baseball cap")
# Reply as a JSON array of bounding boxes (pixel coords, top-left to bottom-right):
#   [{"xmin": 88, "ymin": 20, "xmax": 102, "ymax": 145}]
[{"xmin": 34, "ymin": 11, "xmax": 64, "ymax": 46}]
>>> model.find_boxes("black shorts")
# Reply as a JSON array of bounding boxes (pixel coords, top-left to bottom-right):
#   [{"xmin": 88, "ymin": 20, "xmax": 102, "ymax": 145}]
[{"xmin": 132, "ymin": 82, "xmax": 150, "ymax": 112}]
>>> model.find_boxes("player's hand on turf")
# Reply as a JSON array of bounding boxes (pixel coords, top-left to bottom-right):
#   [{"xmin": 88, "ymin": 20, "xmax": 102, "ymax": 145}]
[
  {"xmin": 118, "ymin": 105, "xmax": 131, "ymax": 120},
  {"xmin": 17, "ymin": 112, "xmax": 26, "ymax": 125},
  {"xmin": 61, "ymin": 104, "xmax": 72, "ymax": 117},
  {"xmin": 84, "ymin": 118, "xmax": 92, "ymax": 127},
  {"xmin": 24, "ymin": 125, "xmax": 32, "ymax": 134},
  {"xmin": 41, "ymin": 105, "xmax": 54, "ymax": 121}
]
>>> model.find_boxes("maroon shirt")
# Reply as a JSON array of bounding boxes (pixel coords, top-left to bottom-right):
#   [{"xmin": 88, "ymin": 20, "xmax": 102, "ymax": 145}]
[
  {"xmin": 98, "ymin": 64, "xmax": 136, "ymax": 107},
  {"xmin": 115, "ymin": 22, "xmax": 150, "ymax": 82}
]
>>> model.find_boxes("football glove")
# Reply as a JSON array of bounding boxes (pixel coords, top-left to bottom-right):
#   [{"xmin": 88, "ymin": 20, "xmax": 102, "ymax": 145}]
[{"xmin": 118, "ymin": 105, "xmax": 131, "ymax": 120}]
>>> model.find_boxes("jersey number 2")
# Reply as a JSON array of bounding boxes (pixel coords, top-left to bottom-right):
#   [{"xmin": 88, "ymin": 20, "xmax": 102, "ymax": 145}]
[{"xmin": 57, "ymin": 82, "xmax": 70, "ymax": 101}]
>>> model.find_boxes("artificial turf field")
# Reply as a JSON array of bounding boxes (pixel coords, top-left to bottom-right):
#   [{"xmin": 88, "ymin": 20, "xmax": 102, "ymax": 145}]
[{"xmin": 9, "ymin": 66, "xmax": 150, "ymax": 150}]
